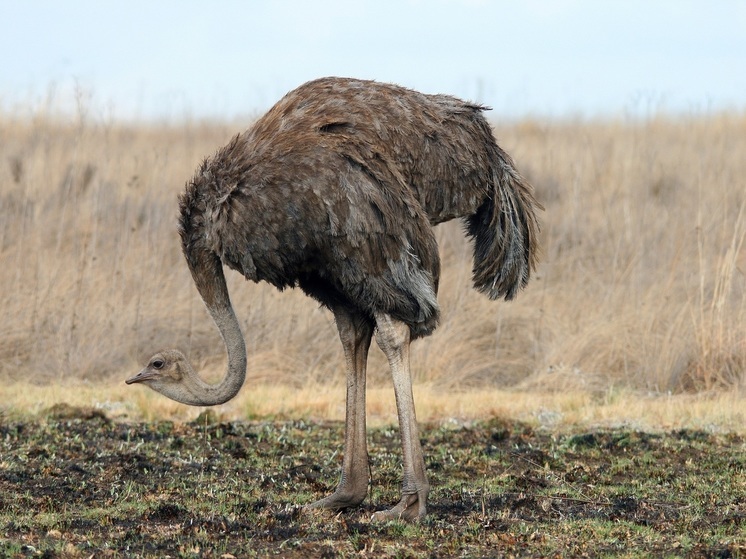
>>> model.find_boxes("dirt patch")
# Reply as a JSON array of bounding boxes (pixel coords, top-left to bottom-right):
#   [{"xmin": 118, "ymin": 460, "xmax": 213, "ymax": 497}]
[{"xmin": 0, "ymin": 414, "xmax": 743, "ymax": 557}]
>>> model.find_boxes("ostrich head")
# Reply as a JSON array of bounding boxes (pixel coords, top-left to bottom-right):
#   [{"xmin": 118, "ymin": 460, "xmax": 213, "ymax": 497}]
[
  {"xmin": 126, "ymin": 348, "xmax": 244, "ymax": 406},
  {"xmin": 126, "ymin": 350, "xmax": 195, "ymax": 403}
]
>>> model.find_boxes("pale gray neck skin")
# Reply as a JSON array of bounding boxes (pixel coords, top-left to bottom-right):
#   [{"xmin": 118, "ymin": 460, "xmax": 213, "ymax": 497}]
[{"xmin": 159, "ymin": 305, "xmax": 246, "ymax": 406}]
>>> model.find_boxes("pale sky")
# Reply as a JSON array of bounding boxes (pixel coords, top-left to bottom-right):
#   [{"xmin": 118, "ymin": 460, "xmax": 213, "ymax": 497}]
[{"xmin": 1, "ymin": 0, "xmax": 744, "ymax": 121}]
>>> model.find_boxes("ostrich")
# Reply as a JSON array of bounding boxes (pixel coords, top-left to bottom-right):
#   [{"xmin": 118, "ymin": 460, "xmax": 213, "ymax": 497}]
[{"xmin": 126, "ymin": 77, "xmax": 540, "ymax": 521}]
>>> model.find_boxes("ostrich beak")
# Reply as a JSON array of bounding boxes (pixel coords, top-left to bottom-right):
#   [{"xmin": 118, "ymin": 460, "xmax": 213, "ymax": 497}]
[{"xmin": 125, "ymin": 369, "xmax": 155, "ymax": 385}]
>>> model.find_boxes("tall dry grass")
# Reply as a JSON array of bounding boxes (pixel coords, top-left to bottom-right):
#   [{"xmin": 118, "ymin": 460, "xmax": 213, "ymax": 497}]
[{"xmin": 1, "ymin": 106, "xmax": 744, "ymax": 409}]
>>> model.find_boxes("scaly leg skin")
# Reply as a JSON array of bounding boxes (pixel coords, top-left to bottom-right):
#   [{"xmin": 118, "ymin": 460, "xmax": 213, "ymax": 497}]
[
  {"xmin": 370, "ymin": 312, "xmax": 430, "ymax": 522},
  {"xmin": 305, "ymin": 307, "xmax": 374, "ymax": 511}
]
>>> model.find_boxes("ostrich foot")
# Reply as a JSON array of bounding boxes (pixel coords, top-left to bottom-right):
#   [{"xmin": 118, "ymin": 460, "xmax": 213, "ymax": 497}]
[
  {"xmin": 305, "ymin": 487, "xmax": 367, "ymax": 512},
  {"xmin": 371, "ymin": 489, "xmax": 427, "ymax": 522}
]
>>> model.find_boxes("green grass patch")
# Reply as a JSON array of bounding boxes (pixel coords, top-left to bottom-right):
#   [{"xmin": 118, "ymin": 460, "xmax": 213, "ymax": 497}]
[{"xmin": 0, "ymin": 412, "xmax": 743, "ymax": 557}]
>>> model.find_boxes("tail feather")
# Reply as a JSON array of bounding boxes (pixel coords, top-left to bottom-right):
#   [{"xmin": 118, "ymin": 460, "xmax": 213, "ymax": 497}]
[{"xmin": 467, "ymin": 148, "xmax": 541, "ymax": 300}]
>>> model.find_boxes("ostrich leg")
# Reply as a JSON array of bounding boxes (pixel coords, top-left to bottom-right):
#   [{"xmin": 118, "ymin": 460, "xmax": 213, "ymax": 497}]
[
  {"xmin": 307, "ymin": 307, "xmax": 374, "ymax": 510},
  {"xmin": 371, "ymin": 312, "xmax": 429, "ymax": 522}
]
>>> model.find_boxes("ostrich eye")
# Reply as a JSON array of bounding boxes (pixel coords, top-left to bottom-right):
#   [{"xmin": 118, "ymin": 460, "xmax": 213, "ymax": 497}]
[{"xmin": 152, "ymin": 359, "xmax": 165, "ymax": 370}]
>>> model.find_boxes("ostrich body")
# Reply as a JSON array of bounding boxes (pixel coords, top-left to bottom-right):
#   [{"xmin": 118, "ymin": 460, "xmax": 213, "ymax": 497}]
[{"xmin": 126, "ymin": 77, "xmax": 540, "ymax": 521}]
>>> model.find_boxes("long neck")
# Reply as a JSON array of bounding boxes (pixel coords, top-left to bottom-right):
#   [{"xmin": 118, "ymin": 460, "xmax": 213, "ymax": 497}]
[
  {"xmin": 177, "ymin": 248, "xmax": 247, "ymax": 406},
  {"xmin": 185, "ymin": 304, "xmax": 247, "ymax": 405}
]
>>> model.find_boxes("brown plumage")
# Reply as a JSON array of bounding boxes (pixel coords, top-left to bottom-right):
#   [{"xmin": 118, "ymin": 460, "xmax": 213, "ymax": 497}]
[{"xmin": 127, "ymin": 77, "xmax": 541, "ymax": 521}]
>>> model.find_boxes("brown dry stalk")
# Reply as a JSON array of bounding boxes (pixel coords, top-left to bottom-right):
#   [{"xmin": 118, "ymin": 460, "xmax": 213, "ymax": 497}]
[{"xmin": 1, "ymin": 111, "xmax": 744, "ymax": 407}]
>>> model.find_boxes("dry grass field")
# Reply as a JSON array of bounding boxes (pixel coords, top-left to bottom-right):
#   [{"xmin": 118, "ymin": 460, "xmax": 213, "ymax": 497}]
[
  {"xmin": 1, "ymin": 106, "xmax": 744, "ymax": 428},
  {"xmin": 1, "ymin": 105, "xmax": 745, "ymax": 558}
]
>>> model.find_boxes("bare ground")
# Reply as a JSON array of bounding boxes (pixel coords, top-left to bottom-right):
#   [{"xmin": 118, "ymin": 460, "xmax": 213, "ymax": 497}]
[{"xmin": 1, "ymin": 407, "xmax": 744, "ymax": 558}]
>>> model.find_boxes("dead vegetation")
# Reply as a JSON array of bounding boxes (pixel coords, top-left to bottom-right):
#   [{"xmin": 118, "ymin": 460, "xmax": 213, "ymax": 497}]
[
  {"xmin": 1, "ymin": 108, "xmax": 744, "ymax": 404},
  {"xmin": 1, "ymin": 105, "xmax": 745, "ymax": 557}
]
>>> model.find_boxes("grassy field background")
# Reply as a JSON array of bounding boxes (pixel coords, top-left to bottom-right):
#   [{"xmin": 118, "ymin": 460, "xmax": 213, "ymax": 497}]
[
  {"xmin": 1, "ymin": 106, "xmax": 744, "ymax": 427},
  {"xmin": 1, "ymin": 105, "xmax": 745, "ymax": 558}
]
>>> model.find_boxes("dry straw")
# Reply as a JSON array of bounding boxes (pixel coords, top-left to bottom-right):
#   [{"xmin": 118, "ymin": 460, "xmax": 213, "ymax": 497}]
[{"xmin": 1, "ymin": 103, "xmax": 744, "ymax": 425}]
